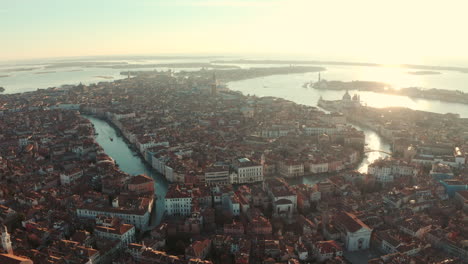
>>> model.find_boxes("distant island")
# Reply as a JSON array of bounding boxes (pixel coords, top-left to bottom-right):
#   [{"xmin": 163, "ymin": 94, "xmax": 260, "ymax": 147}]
[
  {"xmin": 35, "ymin": 71, "xmax": 56, "ymax": 74},
  {"xmin": 309, "ymin": 79, "xmax": 468, "ymax": 105},
  {"xmin": 407, "ymin": 71, "xmax": 441, "ymax": 75},
  {"xmin": 107, "ymin": 62, "xmax": 240, "ymax": 69},
  {"xmin": 44, "ymin": 61, "xmax": 128, "ymax": 69},
  {"xmin": 212, "ymin": 59, "xmax": 468, "ymax": 73},
  {"xmin": 42, "ymin": 61, "xmax": 238, "ymax": 70},
  {"xmin": 123, "ymin": 66, "xmax": 326, "ymax": 82},
  {"xmin": 0, "ymin": 87, "xmax": 5, "ymax": 92},
  {"xmin": 4, "ymin": 67, "xmax": 38, "ymax": 72},
  {"xmin": 311, "ymin": 80, "xmax": 389, "ymax": 90},
  {"xmin": 0, "ymin": 75, "xmax": 9, "ymax": 78},
  {"xmin": 94, "ymin": 75, "xmax": 114, "ymax": 79}
]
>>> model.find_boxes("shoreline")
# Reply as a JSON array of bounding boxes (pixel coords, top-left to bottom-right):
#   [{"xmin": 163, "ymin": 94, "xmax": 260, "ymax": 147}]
[
  {"xmin": 213, "ymin": 59, "xmax": 468, "ymax": 73},
  {"xmin": 309, "ymin": 80, "xmax": 468, "ymax": 105},
  {"xmin": 122, "ymin": 66, "xmax": 326, "ymax": 83}
]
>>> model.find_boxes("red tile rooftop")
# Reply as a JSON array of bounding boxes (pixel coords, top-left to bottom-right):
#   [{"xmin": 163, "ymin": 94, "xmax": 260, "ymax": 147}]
[
  {"xmin": 335, "ymin": 211, "xmax": 371, "ymax": 233},
  {"xmin": 314, "ymin": 240, "xmax": 342, "ymax": 254},
  {"xmin": 128, "ymin": 174, "xmax": 153, "ymax": 185},
  {"xmin": 456, "ymin": 190, "xmax": 468, "ymax": 200},
  {"xmin": 0, "ymin": 253, "xmax": 33, "ymax": 264},
  {"xmin": 165, "ymin": 185, "xmax": 192, "ymax": 199},
  {"xmin": 95, "ymin": 223, "xmax": 134, "ymax": 235}
]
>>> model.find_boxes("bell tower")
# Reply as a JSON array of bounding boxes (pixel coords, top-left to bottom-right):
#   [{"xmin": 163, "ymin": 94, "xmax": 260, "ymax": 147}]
[{"xmin": 211, "ymin": 73, "xmax": 218, "ymax": 96}]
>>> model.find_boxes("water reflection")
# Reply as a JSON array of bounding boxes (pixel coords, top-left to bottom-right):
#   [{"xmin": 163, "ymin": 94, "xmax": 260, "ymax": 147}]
[
  {"xmin": 353, "ymin": 125, "xmax": 391, "ymax": 173},
  {"xmin": 229, "ymin": 72, "xmax": 468, "ymax": 117}
]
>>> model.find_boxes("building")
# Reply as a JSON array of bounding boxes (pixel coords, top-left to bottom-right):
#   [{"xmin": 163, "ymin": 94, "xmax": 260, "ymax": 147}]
[
  {"xmin": 211, "ymin": 73, "xmax": 217, "ymax": 96},
  {"xmin": 279, "ymin": 160, "xmax": 305, "ymax": 178},
  {"xmin": 313, "ymin": 240, "xmax": 343, "ymax": 262},
  {"xmin": 265, "ymin": 177, "xmax": 297, "ymax": 220},
  {"xmin": 165, "ymin": 185, "xmax": 193, "ymax": 217},
  {"xmin": 455, "ymin": 190, "xmax": 468, "ymax": 212},
  {"xmin": 334, "ymin": 211, "xmax": 373, "ymax": 251},
  {"xmin": 223, "ymin": 194, "xmax": 240, "ymax": 216},
  {"xmin": 185, "ymin": 239, "xmax": 212, "ymax": 260},
  {"xmin": 76, "ymin": 195, "xmax": 153, "ymax": 230},
  {"xmin": 128, "ymin": 174, "xmax": 155, "ymax": 195},
  {"xmin": 0, "ymin": 254, "xmax": 33, "ymax": 264},
  {"xmin": 368, "ymin": 158, "xmax": 417, "ymax": 183},
  {"xmin": 231, "ymin": 158, "xmax": 264, "ymax": 184},
  {"xmin": 224, "ymin": 221, "xmax": 245, "ymax": 236},
  {"xmin": 248, "ymin": 216, "xmax": 272, "ymax": 235},
  {"xmin": 440, "ymin": 180, "xmax": 468, "ymax": 197},
  {"xmin": 1, "ymin": 225, "xmax": 13, "ymax": 254},
  {"xmin": 59, "ymin": 168, "xmax": 83, "ymax": 185},
  {"xmin": 310, "ymin": 160, "xmax": 329, "ymax": 174},
  {"xmin": 204, "ymin": 165, "xmax": 230, "ymax": 186},
  {"xmin": 430, "ymin": 163, "xmax": 454, "ymax": 180},
  {"xmin": 94, "ymin": 218, "xmax": 136, "ymax": 249},
  {"xmin": 127, "ymin": 243, "xmax": 213, "ymax": 264}
]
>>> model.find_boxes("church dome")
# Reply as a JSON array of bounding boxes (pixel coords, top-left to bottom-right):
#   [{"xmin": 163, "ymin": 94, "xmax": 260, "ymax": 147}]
[{"xmin": 342, "ymin": 90, "xmax": 351, "ymax": 101}]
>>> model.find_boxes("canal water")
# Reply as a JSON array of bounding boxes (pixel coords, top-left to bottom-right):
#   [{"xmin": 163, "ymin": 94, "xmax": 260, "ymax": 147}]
[{"xmin": 85, "ymin": 115, "xmax": 168, "ymax": 226}]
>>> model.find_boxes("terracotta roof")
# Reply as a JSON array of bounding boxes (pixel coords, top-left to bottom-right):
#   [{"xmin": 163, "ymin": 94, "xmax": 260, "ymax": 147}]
[
  {"xmin": 95, "ymin": 223, "xmax": 134, "ymax": 235},
  {"xmin": 187, "ymin": 239, "xmax": 211, "ymax": 257},
  {"xmin": 314, "ymin": 240, "xmax": 343, "ymax": 254},
  {"xmin": 128, "ymin": 174, "xmax": 153, "ymax": 185},
  {"xmin": 0, "ymin": 254, "xmax": 33, "ymax": 264},
  {"xmin": 335, "ymin": 211, "xmax": 371, "ymax": 233},
  {"xmin": 456, "ymin": 190, "xmax": 468, "ymax": 200}
]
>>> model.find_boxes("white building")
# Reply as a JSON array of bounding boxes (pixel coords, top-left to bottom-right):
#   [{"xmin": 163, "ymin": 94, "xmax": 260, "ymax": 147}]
[
  {"xmin": 454, "ymin": 147, "xmax": 466, "ymax": 166},
  {"xmin": 368, "ymin": 158, "xmax": 417, "ymax": 183},
  {"xmin": 304, "ymin": 125, "xmax": 339, "ymax": 136},
  {"xmin": 310, "ymin": 161, "xmax": 329, "ymax": 174},
  {"xmin": 110, "ymin": 112, "xmax": 136, "ymax": 120},
  {"xmin": 335, "ymin": 211, "xmax": 372, "ymax": 251},
  {"xmin": 265, "ymin": 178, "xmax": 297, "ymax": 220},
  {"xmin": 1, "ymin": 225, "xmax": 13, "ymax": 254},
  {"xmin": 94, "ymin": 222, "xmax": 135, "ymax": 248},
  {"xmin": 223, "ymin": 194, "xmax": 240, "ymax": 216},
  {"xmin": 18, "ymin": 137, "xmax": 29, "ymax": 147},
  {"xmin": 231, "ymin": 158, "xmax": 263, "ymax": 184},
  {"xmin": 205, "ymin": 166, "xmax": 230, "ymax": 186},
  {"xmin": 76, "ymin": 196, "xmax": 153, "ymax": 230},
  {"xmin": 279, "ymin": 161, "xmax": 304, "ymax": 178},
  {"xmin": 60, "ymin": 168, "xmax": 83, "ymax": 185},
  {"xmin": 164, "ymin": 185, "xmax": 192, "ymax": 216},
  {"xmin": 260, "ymin": 126, "xmax": 294, "ymax": 138},
  {"xmin": 313, "ymin": 240, "xmax": 343, "ymax": 262},
  {"xmin": 152, "ymin": 154, "xmax": 169, "ymax": 175}
]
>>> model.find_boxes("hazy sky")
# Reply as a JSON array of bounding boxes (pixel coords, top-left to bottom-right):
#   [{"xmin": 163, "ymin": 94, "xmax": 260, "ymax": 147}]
[{"xmin": 2, "ymin": 0, "xmax": 468, "ymax": 64}]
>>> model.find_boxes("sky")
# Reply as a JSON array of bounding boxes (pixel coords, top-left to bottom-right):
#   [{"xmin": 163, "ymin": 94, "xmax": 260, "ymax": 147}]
[{"xmin": 2, "ymin": 0, "xmax": 468, "ymax": 65}]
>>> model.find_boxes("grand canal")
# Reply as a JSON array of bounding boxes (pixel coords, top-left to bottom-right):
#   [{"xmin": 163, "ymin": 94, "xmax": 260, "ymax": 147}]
[{"xmin": 85, "ymin": 116, "xmax": 168, "ymax": 227}]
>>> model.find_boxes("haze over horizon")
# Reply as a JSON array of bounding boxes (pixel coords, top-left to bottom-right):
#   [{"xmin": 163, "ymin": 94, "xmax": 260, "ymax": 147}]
[{"xmin": 3, "ymin": 0, "xmax": 468, "ymax": 66}]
